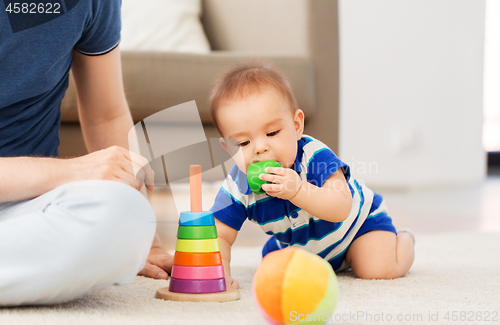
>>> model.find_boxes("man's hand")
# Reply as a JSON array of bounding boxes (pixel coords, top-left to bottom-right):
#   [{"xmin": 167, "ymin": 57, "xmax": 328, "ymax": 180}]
[
  {"xmin": 63, "ymin": 146, "xmax": 154, "ymax": 191},
  {"xmin": 260, "ymin": 167, "xmax": 303, "ymax": 200},
  {"xmin": 138, "ymin": 246, "xmax": 173, "ymax": 280}
]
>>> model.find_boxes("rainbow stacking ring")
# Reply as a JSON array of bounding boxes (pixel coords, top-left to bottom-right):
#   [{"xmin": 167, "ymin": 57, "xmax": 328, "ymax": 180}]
[
  {"xmin": 175, "ymin": 238, "xmax": 220, "ymax": 253},
  {"xmin": 173, "ymin": 252, "xmax": 222, "ymax": 267},
  {"xmin": 179, "ymin": 211, "xmax": 215, "ymax": 226},
  {"xmin": 171, "ymin": 265, "xmax": 225, "ymax": 280},
  {"xmin": 169, "ymin": 278, "xmax": 227, "ymax": 294},
  {"xmin": 155, "ymin": 165, "xmax": 240, "ymax": 303},
  {"xmin": 177, "ymin": 225, "xmax": 218, "ymax": 240}
]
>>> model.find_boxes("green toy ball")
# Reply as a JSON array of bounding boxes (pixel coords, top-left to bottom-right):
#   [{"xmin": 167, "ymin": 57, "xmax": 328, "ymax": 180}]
[{"xmin": 247, "ymin": 160, "xmax": 282, "ymax": 194}]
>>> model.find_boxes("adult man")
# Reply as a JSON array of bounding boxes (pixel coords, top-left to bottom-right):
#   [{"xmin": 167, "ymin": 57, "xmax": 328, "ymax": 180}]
[{"xmin": 0, "ymin": 0, "xmax": 172, "ymax": 305}]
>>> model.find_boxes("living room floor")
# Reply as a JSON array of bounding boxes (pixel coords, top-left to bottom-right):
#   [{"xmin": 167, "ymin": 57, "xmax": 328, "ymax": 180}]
[
  {"xmin": 2, "ymin": 174, "xmax": 498, "ymax": 325},
  {"xmin": 148, "ymin": 170, "xmax": 500, "ymax": 251}
]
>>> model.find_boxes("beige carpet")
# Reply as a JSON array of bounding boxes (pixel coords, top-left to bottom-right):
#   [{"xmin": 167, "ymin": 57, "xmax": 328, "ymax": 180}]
[{"xmin": 1, "ymin": 232, "xmax": 499, "ymax": 325}]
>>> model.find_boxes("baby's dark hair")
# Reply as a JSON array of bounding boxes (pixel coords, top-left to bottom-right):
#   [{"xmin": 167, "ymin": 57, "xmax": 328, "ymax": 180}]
[{"xmin": 209, "ymin": 62, "xmax": 299, "ymax": 135}]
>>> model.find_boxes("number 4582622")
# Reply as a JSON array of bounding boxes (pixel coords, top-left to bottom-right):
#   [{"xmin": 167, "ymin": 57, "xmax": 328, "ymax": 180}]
[
  {"xmin": 444, "ymin": 311, "xmax": 499, "ymax": 322},
  {"xmin": 5, "ymin": 2, "xmax": 61, "ymax": 14}
]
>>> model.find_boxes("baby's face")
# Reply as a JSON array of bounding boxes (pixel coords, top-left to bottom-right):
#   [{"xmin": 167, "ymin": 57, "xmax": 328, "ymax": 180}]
[{"xmin": 218, "ymin": 90, "xmax": 304, "ymax": 173}]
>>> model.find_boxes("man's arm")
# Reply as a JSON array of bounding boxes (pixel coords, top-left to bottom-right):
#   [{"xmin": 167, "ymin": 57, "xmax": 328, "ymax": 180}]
[
  {"xmin": 0, "ymin": 157, "xmax": 69, "ymax": 202},
  {"xmin": 0, "ymin": 47, "xmax": 151, "ymax": 203},
  {"xmin": 0, "ymin": 148, "xmax": 151, "ymax": 203},
  {"xmin": 71, "ymin": 47, "xmax": 153, "ymax": 195},
  {"xmin": 71, "ymin": 47, "xmax": 133, "ymax": 153}
]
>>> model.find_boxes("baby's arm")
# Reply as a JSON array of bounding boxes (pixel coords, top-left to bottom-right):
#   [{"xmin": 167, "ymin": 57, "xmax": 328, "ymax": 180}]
[
  {"xmin": 214, "ymin": 218, "xmax": 239, "ymax": 288},
  {"xmin": 261, "ymin": 168, "xmax": 352, "ymax": 223}
]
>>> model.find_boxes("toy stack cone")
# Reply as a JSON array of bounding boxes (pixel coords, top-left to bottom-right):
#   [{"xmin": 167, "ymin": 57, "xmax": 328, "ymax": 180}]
[{"xmin": 155, "ymin": 165, "xmax": 240, "ymax": 302}]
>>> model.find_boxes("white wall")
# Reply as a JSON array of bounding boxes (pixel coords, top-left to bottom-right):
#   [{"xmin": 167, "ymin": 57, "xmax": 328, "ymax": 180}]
[
  {"xmin": 484, "ymin": 0, "xmax": 500, "ymax": 151},
  {"xmin": 338, "ymin": 0, "xmax": 486, "ymax": 189}
]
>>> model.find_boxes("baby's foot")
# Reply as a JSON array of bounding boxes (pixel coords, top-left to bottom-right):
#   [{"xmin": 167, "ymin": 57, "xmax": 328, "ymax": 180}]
[{"xmin": 398, "ymin": 228, "xmax": 415, "ymax": 246}]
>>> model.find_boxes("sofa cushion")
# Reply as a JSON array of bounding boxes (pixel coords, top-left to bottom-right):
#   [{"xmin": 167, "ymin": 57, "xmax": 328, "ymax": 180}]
[
  {"xmin": 61, "ymin": 52, "xmax": 316, "ymax": 125},
  {"xmin": 120, "ymin": 0, "xmax": 210, "ymax": 54}
]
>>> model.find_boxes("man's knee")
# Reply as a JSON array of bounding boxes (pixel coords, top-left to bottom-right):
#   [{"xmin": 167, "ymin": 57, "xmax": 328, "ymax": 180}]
[
  {"xmin": 50, "ymin": 181, "xmax": 156, "ymax": 287},
  {"xmin": 58, "ymin": 180, "xmax": 154, "ymax": 220},
  {"xmin": 61, "ymin": 180, "xmax": 156, "ymax": 258},
  {"xmin": 57, "ymin": 180, "xmax": 155, "ymax": 230},
  {"xmin": 0, "ymin": 181, "xmax": 157, "ymax": 306}
]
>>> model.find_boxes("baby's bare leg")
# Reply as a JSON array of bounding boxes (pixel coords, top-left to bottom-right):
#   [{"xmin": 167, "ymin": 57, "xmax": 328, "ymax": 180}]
[{"xmin": 345, "ymin": 230, "xmax": 414, "ymax": 279}]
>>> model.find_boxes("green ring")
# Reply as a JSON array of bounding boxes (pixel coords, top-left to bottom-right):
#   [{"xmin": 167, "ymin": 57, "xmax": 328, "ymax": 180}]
[{"xmin": 177, "ymin": 225, "xmax": 218, "ymax": 240}]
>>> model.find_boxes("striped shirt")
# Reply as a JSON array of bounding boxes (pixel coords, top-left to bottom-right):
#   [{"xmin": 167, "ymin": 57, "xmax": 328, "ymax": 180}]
[{"xmin": 210, "ymin": 135, "xmax": 388, "ymax": 269}]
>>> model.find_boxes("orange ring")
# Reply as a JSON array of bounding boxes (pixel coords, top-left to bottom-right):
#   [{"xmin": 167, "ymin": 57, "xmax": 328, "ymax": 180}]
[{"xmin": 173, "ymin": 251, "xmax": 222, "ymax": 267}]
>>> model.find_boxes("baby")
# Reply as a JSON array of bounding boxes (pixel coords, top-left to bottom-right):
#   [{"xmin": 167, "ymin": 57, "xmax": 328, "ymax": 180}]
[{"xmin": 208, "ymin": 62, "xmax": 415, "ymax": 288}]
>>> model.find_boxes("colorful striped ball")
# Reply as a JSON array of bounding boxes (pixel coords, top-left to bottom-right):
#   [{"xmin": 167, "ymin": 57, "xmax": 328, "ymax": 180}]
[{"xmin": 253, "ymin": 248, "xmax": 338, "ymax": 324}]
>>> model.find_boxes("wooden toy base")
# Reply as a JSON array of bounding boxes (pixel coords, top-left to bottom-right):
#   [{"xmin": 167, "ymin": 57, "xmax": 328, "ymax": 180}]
[{"xmin": 155, "ymin": 286, "xmax": 240, "ymax": 302}]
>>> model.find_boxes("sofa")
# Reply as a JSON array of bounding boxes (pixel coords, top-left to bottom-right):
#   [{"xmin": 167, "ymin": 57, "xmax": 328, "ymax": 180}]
[{"xmin": 59, "ymin": 0, "xmax": 339, "ymax": 172}]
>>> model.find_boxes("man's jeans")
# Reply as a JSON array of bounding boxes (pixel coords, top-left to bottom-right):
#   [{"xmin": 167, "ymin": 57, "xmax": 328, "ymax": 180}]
[{"xmin": 0, "ymin": 180, "xmax": 156, "ymax": 306}]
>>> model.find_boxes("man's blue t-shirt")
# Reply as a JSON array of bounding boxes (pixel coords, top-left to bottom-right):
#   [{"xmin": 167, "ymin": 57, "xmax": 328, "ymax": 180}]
[{"xmin": 0, "ymin": 0, "xmax": 121, "ymax": 157}]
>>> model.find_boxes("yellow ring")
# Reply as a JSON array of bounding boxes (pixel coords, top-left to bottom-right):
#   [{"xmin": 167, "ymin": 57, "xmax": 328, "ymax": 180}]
[{"xmin": 175, "ymin": 238, "xmax": 221, "ymax": 253}]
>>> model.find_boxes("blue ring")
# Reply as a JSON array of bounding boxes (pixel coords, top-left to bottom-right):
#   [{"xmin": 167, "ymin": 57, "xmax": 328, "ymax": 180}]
[{"xmin": 179, "ymin": 211, "xmax": 215, "ymax": 226}]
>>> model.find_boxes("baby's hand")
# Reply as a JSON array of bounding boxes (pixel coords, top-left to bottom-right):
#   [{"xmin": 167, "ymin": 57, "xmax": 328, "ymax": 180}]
[
  {"xmin": 260, "ymin": 167, "xmax": 303, "ymax": 200},
  {"xmin": 225, "ymin": 276, "xmax": 239, "ymax": 289}
]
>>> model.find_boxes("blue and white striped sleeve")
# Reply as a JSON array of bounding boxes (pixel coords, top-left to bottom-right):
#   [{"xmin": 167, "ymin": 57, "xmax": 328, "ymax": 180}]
[{"xmin": 305, "ymin": 141, "xmax": 351, "ymax": 187}]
